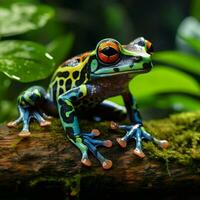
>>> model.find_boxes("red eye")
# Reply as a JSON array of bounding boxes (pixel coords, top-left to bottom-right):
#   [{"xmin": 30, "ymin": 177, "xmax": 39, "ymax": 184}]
[{"xmin": 97, "ymin": 41, "xmax": 120, "ymax": 64}]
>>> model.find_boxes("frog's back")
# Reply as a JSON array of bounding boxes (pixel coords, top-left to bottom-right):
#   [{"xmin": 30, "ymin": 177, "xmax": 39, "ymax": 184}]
[{"xmin": 48, "ymin": 52, "xmax": 90, "ymax": 104}]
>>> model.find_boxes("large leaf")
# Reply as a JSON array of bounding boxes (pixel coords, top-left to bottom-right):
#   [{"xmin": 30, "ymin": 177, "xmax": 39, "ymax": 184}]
[
  {"xmin": 153, "ymin": 51, "xmax": 200, "ymax": 75},
  {"xmin": 109, "ymin": 66, "xmax": 200, "ymax": 105},
  {"xmin": 47, "ymin": 34, "xmax": 74, "ymax": 65},
  {"xmin": 0, "ymin": 3, "xmax": 54, "ymax": 37},
  {"xmin": 154, "ymin": 94, "xmax": 200, "ymax": 111},
  {"xmin": 179, "ymin": 36, "xmax": 200, "ymax": 53},
  {"xmin": 0, "ymin": 40, "xmax": 55, "ymax": 82},
  {"xmin": 132, "ymin": 66, "xmax": 200, "ymax": 98}
]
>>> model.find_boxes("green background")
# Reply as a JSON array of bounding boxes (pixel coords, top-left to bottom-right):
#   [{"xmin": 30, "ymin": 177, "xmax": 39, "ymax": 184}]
[{"xmin": 0, "ymin": 0, "xmax": 200, "ymax": 122}]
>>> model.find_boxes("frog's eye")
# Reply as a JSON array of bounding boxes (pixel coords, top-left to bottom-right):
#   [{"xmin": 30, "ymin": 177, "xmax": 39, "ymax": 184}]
[
  {"xmin": 133, "ymin": 37, "xmax": 145, "ymax": 47},
  {"xmin": 97, "ymin": 41, "xmax": 120, "ymax": 64},
  {"xmin": 137, "ymin": 40, "xmax": 145, "ymax": 47}
]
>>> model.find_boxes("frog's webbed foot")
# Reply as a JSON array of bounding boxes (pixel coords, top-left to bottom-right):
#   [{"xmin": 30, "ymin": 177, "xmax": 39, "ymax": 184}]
[
  {"xmin": 78, "ymin": 129, "xmax": 112, "ymax": 169},
  {"xmin": 111, "ymin": 121, "xmax": 169, "ymax": 158},
  {"xmin": 7, "ymin": 86, "xmax": 53, "ymax": 137},
  {"xmin": 7, "ymin": 105, "xmax": 52, "ymax": 138}
]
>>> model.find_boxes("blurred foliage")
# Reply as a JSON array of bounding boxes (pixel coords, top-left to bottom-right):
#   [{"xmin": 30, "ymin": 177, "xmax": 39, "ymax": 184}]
[
  {"xmin": 0, "ymin": 1, "xmax": 74, "ymax": 122},
  {"xmin": 0, "ymin": 0, "xmax": 200, "ymax": 123},
  {"xmin": 176, "ymin": 16, "xmax": 200, "ymax": 54},
  {"xmin": 47, "ymin": 33, "xmax": 74, "ymax": 65},
  {"xmin": 153, "ymin": 51, "xmax": 200, "ymax": 75},
  {"xmin": 191, "ymin": 0, "xmax": 200, "ymax": 21},
  {"xmin": 0, "ymin": 2, "xmax": 54, "ymax": 37},
  {"xmin": 150, "ymin": 16, "xmax": 200, "ymax": 114},
  {"xmin": 110, "ymin": 11, "xmax": 200, "ymax": 115},
  {"xmin": 0, "ymin": 40, "xmax": 54, "ymax": 82}
]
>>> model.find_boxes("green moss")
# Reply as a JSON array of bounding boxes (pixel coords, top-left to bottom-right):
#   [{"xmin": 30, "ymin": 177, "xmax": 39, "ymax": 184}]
[
  {"xmin": 12, "ymin": 110, "xmax": 200, "ymax": 174},
  {"xmin": 143, "ymin": 111, "xmax": 200, "ymax": 173}
]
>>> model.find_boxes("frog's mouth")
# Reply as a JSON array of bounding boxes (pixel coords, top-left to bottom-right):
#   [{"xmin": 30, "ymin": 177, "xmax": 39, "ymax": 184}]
[{"xmin": 91, "ymin": 62, "xmax": 153, "ymax": 78}]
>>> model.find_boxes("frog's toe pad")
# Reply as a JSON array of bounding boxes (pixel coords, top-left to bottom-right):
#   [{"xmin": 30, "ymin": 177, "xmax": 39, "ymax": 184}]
[
  {"xmin": 7, "ymin": 121, "xmax": 17, "ymax": 128},
  {"xmin": 116, "ymin": 138, "xmax": 127, "ymax": 148},
  {"xmin": 81, "ymin": 158, "xmax": 92, "ymax": 167},
  {"xmin": 104, "ymin": 140, "xmax": 112, "ymax": 148},
  {"xmin": 91, "ymin": 129, "xmax": 101, "ymax": 137},
  {"xmin": 158, "ymin": 140, "xmax": 169, "ymax": 149},
  {"xmin": 133, "ymin": 149, "xmax": 145, "ymax": 158},
  {"xmin": 18, "ymin": 131, "xmax": 31, "ymax": 138},
  {"xmin": 40, "ymin": 120, "xmax": 51, "ymax": 127},
  {"xmin": 102, "ymin": 160, "xmax": 112, "ymax": 170}
]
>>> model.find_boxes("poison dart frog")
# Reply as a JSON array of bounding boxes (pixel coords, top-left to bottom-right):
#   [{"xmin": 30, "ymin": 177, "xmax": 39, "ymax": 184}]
[{"xmin": 7, "ymin": 37, "xmax": 169, "ymax": 170}]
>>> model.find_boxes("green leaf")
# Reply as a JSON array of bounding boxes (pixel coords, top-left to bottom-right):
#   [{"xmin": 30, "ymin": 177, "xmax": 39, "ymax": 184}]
[
  {"xmin": 0, "ymin": 40, "xmax": 55, "ymax": 82},
  {"xmin": 108, "ymin": 95, "xmax": 124, "ymax": 106},
  {"xmin": 130, "ymin": 66, "xmax": 200, "ymax": 99},
  {"xmin": 153, "ymin": 51, "xmax": 200, "ymax": 75},
  {"xmin": 131, "ymin": 93, "xmax": 200, "ymax": 111},
  {"xmin": 0, "ymin": 3, "xmax": 54, "ymax": 37},
  {"xmin": 179, "ymin": 36, "xmax": 200, "ymax": 53},
  {"xmin": 155, "ymin": 94, "xmax": 200, "ymax": 111},
  {"xmin": 47, "ymin": 34, "xmax": 74, "ymax": 65}
]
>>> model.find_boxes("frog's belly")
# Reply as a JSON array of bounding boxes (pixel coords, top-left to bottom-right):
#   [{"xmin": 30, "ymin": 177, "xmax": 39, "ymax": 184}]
[
  {"xmin": 75, "ymin": 83, "xmax": 127, "ymax": 111},
  {"xmin": 75, "ymin": 75, "xmax": 129, "ymax": 111},
  {"xmin": 74, "ymin": 88, "xmax": 119, "ymax": 111}
]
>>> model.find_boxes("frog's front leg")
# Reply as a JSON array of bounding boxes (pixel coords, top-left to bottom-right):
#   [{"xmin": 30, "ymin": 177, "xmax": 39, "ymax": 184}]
[
  {"xmin": 112, "ymin": 91, "xmax": 169, "ymax": 158},
  {"xmin": 7, "ymin": 86, "xmax": 53, "ymax": 137},
  {"xmin": 57, "ymin": 84, "xmax": 113, "ymax": 169}
]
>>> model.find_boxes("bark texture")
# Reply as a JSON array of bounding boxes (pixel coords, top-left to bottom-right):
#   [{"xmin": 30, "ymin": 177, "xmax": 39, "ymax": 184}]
[{"xmin": 0, "ymin": 112, "xmax": 199, "ymax": 200}]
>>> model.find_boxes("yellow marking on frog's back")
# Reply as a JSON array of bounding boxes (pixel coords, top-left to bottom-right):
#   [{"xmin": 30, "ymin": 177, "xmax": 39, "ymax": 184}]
[{"xmin": 48, "ymin": 53, "xmax": 92, "ymax": 100}]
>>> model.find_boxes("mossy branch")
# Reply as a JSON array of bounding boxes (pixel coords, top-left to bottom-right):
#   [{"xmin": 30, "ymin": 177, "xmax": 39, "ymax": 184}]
[{"xmin": 0, "ymin": 111, "xmax": 199, "ymax": 199}]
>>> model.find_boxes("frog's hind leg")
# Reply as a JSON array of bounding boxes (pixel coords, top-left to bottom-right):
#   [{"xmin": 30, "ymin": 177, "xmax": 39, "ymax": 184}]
[
  {"xmin": 83, "ymin": 130, "xmax": 112, "ymax": 169},
  {"xmin": 57, "ymin": 84, "xmax": 113, "ymax": 169},
  {"xmin": 7, "ymin": 86, "xmax": 54, "ymax": 137}
]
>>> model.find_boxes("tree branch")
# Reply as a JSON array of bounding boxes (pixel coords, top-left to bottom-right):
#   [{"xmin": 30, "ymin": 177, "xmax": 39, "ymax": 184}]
[{"xmin": 0, "ymin": 112, "xmax": 199, "ymax": 199}]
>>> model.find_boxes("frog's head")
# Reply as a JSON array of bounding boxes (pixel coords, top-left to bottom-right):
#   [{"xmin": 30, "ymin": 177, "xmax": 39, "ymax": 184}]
[{"xmin": 89, "ymin": 37, "xmax": 153, "ymax": 78}]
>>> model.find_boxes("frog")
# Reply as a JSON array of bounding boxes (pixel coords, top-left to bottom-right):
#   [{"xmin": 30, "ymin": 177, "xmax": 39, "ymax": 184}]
[{"xmin": 7, "ymin": 37, "xmax": 169, "ymax": 170}]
